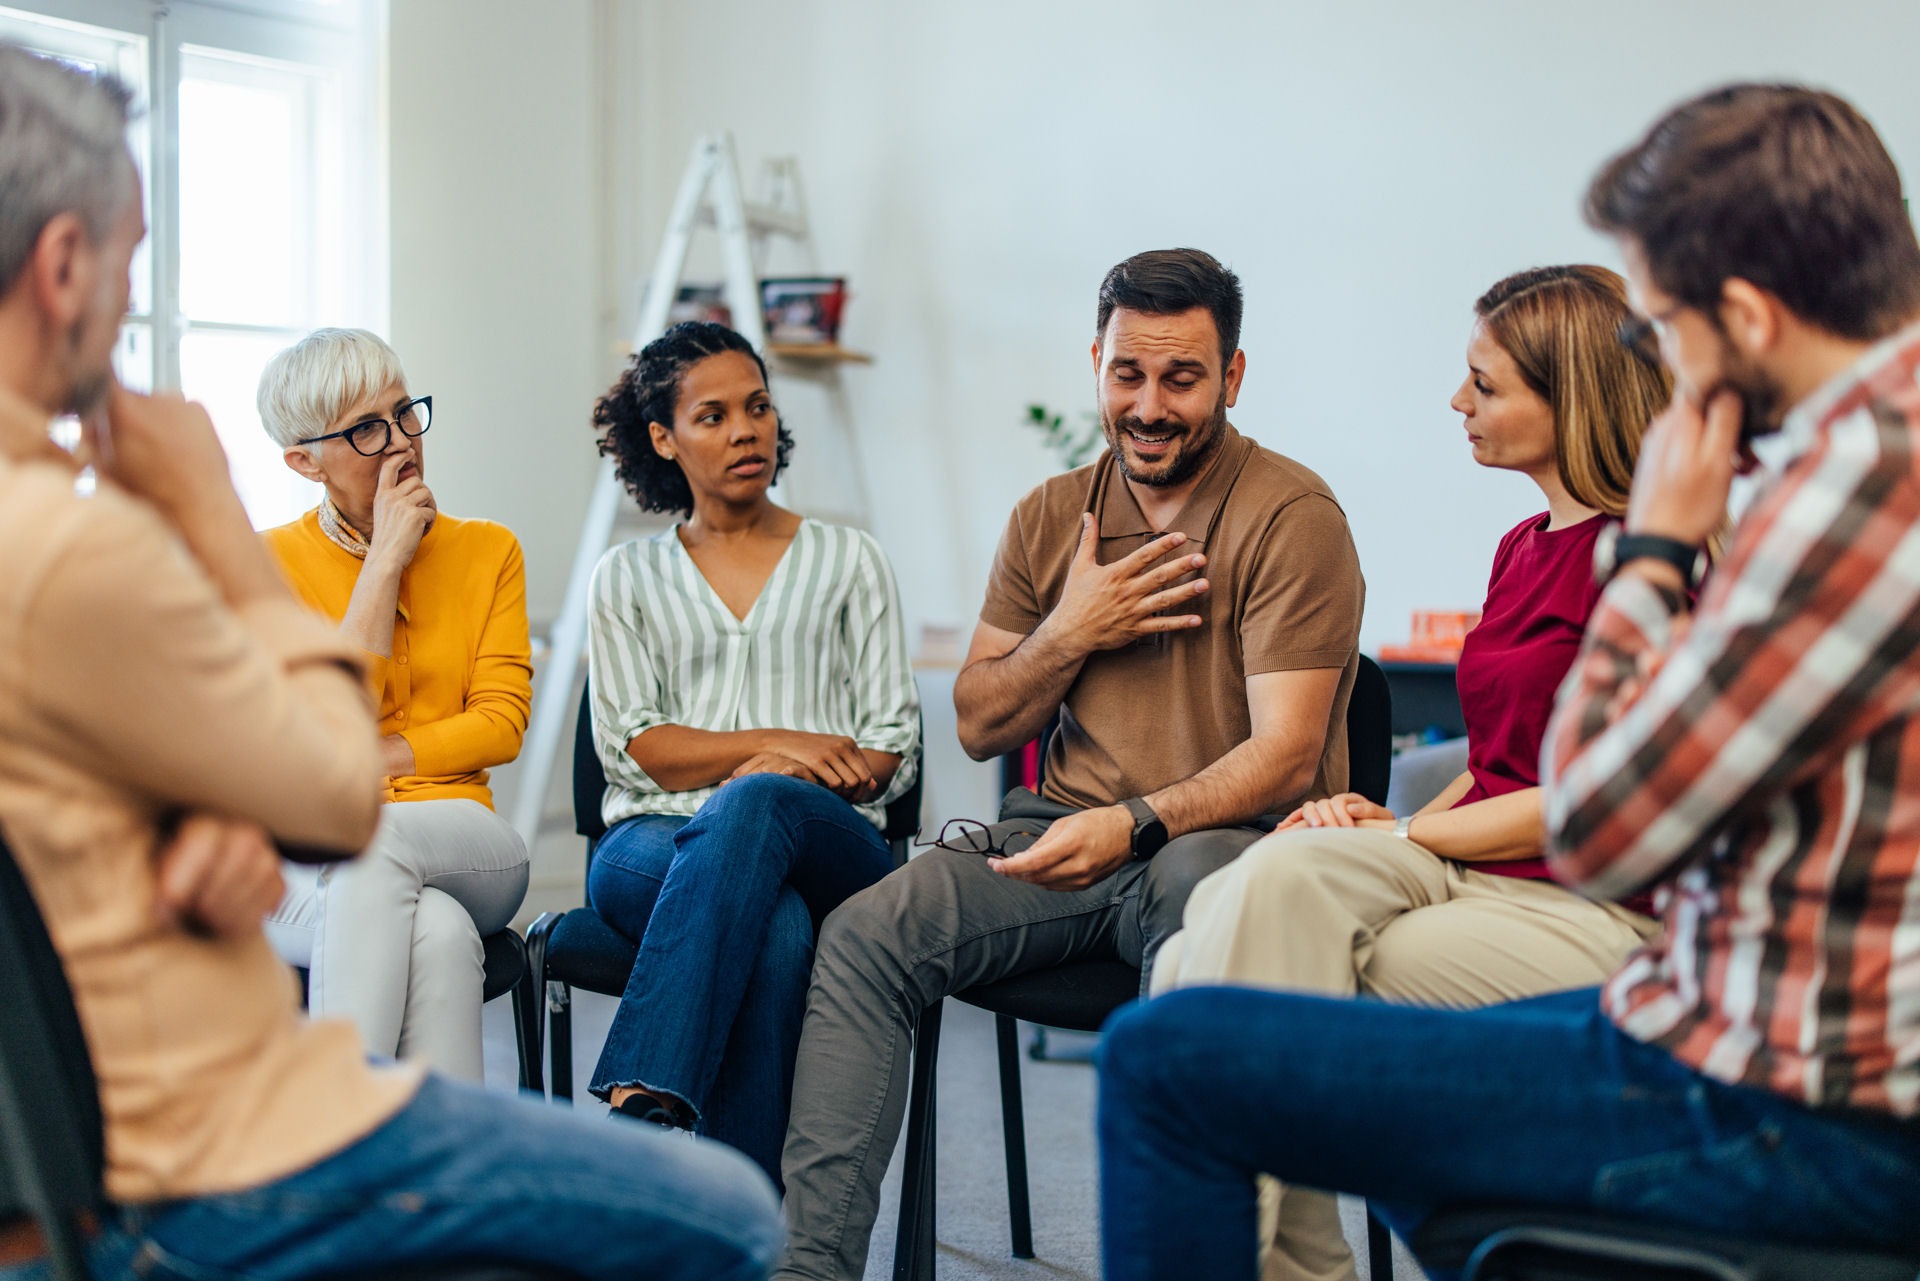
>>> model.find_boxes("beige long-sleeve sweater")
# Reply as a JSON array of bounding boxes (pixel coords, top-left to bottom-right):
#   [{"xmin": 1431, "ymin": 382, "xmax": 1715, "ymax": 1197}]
[{"xmin": 0, "ymin": 390, "xmax": 419, "ymax": 1204}]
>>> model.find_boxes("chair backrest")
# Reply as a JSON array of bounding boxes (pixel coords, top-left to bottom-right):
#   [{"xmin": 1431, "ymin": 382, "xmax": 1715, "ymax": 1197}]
[
  {"xmin": 881, "ymin": 738, "xmax": 925, "ymax": 864},
  {"xmin": 572, "ymin": 678, "xmax": 610, "ymax": 847},
  {"xmin": 1346, "ymin": 655, "xmax": 1393, "ymax": 807},
  {"xmin": 0, "ymin": 833, "xmax": 104, "ymax": 1280},
  {"xmin": 572, "ymin": 676, "xmax": 925, "ymax": 860}
]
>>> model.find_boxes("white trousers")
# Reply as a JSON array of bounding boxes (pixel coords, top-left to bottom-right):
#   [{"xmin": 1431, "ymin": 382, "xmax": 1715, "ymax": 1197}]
[
  {"xmin": 1153, "ymin": 827, "xmax": 1656, "ymax": 1281},
  {"xmin": 267, "ymin": 797, "xmax": 529, "ymax": 1082}
]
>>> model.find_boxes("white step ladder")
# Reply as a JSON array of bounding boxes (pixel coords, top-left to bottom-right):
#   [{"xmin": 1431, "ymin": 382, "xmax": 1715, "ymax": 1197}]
[{"xmin": 510, "ymin": 133, "xmax": 866, "ymax": 847}]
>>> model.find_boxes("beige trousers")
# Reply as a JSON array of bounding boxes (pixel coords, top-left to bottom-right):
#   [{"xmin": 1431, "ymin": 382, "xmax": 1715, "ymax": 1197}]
[
  {"xmin": 267, "ymin": 798, "xmax": 529, "ymax": 1082},
  {"xmin": 1152, "ymin": 827, "xmax": 1655, "ymax": 1281}
]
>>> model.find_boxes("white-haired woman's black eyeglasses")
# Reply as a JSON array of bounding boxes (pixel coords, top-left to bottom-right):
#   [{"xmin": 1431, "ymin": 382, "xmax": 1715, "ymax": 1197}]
[{"xmin": 296, "ymin": 395, "xmax": 432, "ymax": 456}]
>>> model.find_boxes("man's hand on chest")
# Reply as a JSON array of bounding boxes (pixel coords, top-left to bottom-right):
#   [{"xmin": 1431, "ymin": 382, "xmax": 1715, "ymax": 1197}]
[{"xmin": 1039, "ymin": 514, "xmax": 1210, "ymax": 657}]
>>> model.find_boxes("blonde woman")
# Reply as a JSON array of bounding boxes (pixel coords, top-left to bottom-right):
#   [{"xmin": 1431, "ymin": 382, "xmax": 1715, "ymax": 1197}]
[
  {"xmin": 1153, "ymin": 265, "xmax": 1674, "ymax": 1281},
  {"xmin": 258, "ymin": 328, "xmax": 531, "ymax": 1082}
]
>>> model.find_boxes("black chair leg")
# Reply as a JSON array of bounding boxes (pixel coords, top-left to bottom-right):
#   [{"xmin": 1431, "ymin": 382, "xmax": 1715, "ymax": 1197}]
[
  {"xmin": 918, "ymin": 1059, "xmax": 937, "ymax": 1281},
  {"xmin": 549, "ymin": 982, "xmax": 575, "ymax": 1104},
  {"xmin": 1367, "ymin": 1203, "xmax": 1395, "ymax": 1281},
  {"xmin": 522, "ymin": 914, "xmax": 552, "ymax": 1096},
  {"xmin": 509, "ymin": 945, "xmax": 542, "ymax": 1093},
  {"xmin": 510, "ymin": 987, "xmax": 534, "ymax": 1093},
  {"xmin": 994, "ymin": 1014, "xmax": 1034, "ymax": 1259},
  {"xmin": 893, "ymin": 998, "xmax": 943, "ymax": 1281}
]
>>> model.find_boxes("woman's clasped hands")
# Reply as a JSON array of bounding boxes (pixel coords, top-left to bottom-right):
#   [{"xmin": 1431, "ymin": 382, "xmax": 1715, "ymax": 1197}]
[{"xmin": 1274, "ymin": 792, "xmax": 1396, "ymax": 832}]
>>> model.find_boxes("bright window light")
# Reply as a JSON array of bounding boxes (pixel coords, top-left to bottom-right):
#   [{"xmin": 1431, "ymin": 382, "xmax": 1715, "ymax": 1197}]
[{"xmin": 0, "ymin": 1, "xmax": 383, "ymax": 530}]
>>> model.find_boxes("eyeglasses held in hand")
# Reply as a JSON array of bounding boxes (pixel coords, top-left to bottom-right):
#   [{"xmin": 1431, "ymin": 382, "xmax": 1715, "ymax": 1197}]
[
  {"xmin": 913, "ymin": 818, "xmax": 1038, "ymax": 858},
  {"xmin": 297, "ymin": 395, "xmax": 433, "ymax": 456}
]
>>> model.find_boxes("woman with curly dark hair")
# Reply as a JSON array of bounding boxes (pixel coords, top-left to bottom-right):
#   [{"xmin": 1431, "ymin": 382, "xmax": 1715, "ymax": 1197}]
[{"xmin": 582, "ymin": 321, "xmax": 920, "ymax": 1185}]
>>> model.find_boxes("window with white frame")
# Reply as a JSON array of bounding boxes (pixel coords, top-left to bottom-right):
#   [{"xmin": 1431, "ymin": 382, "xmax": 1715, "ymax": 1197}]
[{"xmin": 0, "ymin": 0, "xmax": 385, "ymax": 527}]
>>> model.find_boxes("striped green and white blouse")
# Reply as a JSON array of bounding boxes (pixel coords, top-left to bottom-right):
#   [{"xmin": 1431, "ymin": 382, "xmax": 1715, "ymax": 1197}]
[{"xmin": 587, "ymin": 518, "xmax": 921, "ymax": 829}]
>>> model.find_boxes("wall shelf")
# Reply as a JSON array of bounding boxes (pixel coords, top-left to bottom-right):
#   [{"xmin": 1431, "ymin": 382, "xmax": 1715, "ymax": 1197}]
[{"xmin": 769, "ymin": 343, "xmax": 873, "ymax": 364}]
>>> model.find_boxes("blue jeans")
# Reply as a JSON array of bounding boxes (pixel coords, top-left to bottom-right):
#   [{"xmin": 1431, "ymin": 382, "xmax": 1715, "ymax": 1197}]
[
  {"xmin": 1098, "ymin": 987, "xmax": 1920, "ymax": 1281},
  {"xmin": 1, "ymin": 1074, "xmax": 780, "ymax": 1281},
  {"xmin": 586, "ymin": 774, "xmax": 894, "ymax": 1184}
]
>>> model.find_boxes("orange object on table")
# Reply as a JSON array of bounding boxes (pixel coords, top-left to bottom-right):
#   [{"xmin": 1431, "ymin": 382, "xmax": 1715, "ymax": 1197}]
[{"xmin": 1377, "ymin": 610, "xmax": 1481, "ymax": 664}]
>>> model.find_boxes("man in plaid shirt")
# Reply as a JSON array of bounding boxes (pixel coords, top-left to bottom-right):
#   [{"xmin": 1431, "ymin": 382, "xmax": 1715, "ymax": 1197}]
[{"xmin": 1095, "ymin": 83, "xmax": 1920, "ymax": 1281}]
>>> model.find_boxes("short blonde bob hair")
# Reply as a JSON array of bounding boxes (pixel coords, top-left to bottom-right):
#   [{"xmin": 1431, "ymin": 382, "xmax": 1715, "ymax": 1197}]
[
  {"xmin": 1473, "ymin": 265, "xmax": 1672, "ymax": 518},
  {"xmin": 257, "ymin": 327, "xmax": 408, "ymax": 449}
]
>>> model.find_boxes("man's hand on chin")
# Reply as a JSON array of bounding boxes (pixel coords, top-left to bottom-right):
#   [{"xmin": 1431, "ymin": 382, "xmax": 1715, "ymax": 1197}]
[
  {"xmin": 1625, "ymin": 386, "xmax": 1742, "ymax": 546},
  {"xmin": 990, "ymin": 805, "xmax": 1134, "ymax": 891}
]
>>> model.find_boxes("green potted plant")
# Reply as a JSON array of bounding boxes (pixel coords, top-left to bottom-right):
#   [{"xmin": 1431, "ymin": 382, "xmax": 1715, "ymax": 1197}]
[{"xmin": 1022, "ymin": 403, "xmax": 1104, "ymax": 470}]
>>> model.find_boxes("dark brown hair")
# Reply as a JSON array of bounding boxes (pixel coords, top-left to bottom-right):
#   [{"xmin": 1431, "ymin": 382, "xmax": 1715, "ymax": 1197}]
[
  {"xmin": 1096, "ymin": 248, "xmax": 1243, "ymax": 364},
  {"xmin": 1586, "ymin": 84, "xmax": 1920, "ymax": 341}
]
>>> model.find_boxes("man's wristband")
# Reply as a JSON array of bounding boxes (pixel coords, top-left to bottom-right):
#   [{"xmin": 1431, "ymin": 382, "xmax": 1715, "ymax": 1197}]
[
  {"xmin": 1593, "ymin": 525, "xmax": 1705, "ymax": 593},
  {"xmin": 1121, "ymin": 797, "xmax": 1168, "ymax": 860}
]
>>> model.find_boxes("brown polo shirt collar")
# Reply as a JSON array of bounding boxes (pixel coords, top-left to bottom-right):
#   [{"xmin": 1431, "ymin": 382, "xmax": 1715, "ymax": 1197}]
[{"xmin": 1087, "ymin": 422, "xmax": 1255, "ymax": 545}]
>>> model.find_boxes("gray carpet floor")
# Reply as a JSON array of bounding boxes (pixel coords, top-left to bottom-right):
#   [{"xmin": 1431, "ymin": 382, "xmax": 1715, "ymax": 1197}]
[{"xmin": 482, "ymin": 994, "xmax": 1420, "ymax": 1280}]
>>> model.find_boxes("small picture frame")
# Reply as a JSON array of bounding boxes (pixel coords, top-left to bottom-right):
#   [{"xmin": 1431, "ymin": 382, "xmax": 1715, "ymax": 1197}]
[
  {"xmin": 667, "ymin": 282, "xmax": 732, "ymax": 327},
  {"xmin": 760, "ymin": 276, "xmax": 847, "ymax": 345}
]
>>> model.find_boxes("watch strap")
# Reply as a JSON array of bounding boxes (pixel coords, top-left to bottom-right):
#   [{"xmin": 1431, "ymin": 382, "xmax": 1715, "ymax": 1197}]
[
  {"xmin": 1121, "ymin": 796, "xmax": 1166, "ymax": 859},
  {"xmin": 1609, "ymin": 533, "xmax": 1701, "ymax": 590}
]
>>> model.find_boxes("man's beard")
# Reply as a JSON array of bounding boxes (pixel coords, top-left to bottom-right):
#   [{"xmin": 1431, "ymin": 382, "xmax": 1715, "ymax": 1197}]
[
  {"xmin": 64, "ymin": 367, "xmax": 111, "ymax": 420},
  {"xmin": 1709, "ymin": 330, "xmax": 1788, "ymax": 442},
  {"xmin": 62, "ymin": 321, "xmax": 113, "ymax": 420},
  {"xmin": 1101, "ymin": 387, "xmax": 1229, "ymax": 488}
]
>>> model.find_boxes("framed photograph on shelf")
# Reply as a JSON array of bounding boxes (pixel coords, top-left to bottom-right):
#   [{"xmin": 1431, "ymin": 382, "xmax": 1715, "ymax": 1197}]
[
  {"xmin": 760, "ymin": 276, "xmax": 847, "ymax": 345},
  {"xmin": 667, "ymin": 282, "xmax": 732, "ymax": 327}
]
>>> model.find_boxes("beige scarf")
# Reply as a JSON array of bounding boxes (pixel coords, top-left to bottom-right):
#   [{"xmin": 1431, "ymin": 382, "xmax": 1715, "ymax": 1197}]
[{"xmin": 317, "ymin": 495, "xmax": 370, "ymax": 560}]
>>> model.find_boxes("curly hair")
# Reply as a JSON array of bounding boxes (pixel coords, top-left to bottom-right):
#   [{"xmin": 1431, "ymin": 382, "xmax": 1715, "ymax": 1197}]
[{"xmin": 594, "ymin": 321, "xmax": 796, "ymax": 516}]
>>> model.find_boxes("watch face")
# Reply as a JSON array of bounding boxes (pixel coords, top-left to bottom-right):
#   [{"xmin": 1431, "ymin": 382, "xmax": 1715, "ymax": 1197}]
[{"xmin": 1123, "ymin": 797, "xmax": 1168, "ymax": 857}]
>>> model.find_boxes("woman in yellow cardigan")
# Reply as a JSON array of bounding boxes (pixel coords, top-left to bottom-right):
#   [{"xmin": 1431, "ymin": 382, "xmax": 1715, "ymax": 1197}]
[{"xmin": 257, "ymin": 328, "xmax": 531, "ymax": 1082}]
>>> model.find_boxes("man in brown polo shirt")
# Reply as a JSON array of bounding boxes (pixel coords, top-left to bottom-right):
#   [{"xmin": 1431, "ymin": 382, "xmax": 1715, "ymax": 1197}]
[{"xmin": 777, "ymin": 248, "xmax": 1363, "ymax": 1281}]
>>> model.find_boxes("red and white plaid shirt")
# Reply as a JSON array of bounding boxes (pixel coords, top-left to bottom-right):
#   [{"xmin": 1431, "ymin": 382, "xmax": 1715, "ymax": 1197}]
[{"xmin": 1543, "ymin": 320, "xmax": 1920, "ymax": 1116}]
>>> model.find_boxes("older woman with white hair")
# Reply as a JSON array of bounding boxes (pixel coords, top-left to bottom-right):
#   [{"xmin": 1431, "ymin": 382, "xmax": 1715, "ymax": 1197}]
[{"xmin": 258, "ymin": 328, "xmax": 531, "ymax": 1082}]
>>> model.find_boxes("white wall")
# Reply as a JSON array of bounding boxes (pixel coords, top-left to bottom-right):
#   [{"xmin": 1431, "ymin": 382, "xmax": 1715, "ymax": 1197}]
[
  {"xmin": 391, "ymin": 0, "xmax": 1920, "ymax": 656},
  {"xmin": 388, "ymin": 0, "xmax": 612, "ymax": 628},
  {"xmin": 624, "ymin": 0, "xmax": 1920, "ymax": 652}
]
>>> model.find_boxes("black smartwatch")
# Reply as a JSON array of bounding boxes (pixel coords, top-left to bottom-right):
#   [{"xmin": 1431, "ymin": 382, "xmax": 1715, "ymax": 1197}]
[
  {"xmin": 1592, "ymin": 524, "xmax": 1705, "ymax": 592},
  {"xmin": 1121, "ymin": 797, "xmax": 1169, "ymax": 861}
]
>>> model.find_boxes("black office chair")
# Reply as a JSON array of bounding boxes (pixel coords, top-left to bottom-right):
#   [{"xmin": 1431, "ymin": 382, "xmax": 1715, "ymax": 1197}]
[
  {"xmin": 0, "ymin": 832, "xmax": 576, "ymax": 1281},
  {"xmin": 522, "ymin": 680, "xmax": 924, "ymax": 1100},
  {"xmin": 1345, "ymin": 651, "xmax": 1393, "ymax": 810},
  {"xmin": 1411, "ymin": 1204, "xmax": 1920, "ymax": 1281},
  {"xmin": 295, "ymin": 916, "xmax": 540, "ymax": 1090},
  {"xmin": 890, "ymin": 655, "xmax": 1395, "ymax": 1280}
]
